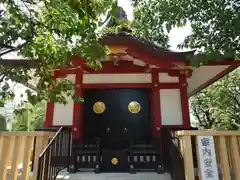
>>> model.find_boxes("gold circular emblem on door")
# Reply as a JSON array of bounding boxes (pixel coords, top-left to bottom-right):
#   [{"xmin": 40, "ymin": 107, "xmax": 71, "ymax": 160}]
[
  {"xmin": 93, "ymin": 101, "xmax": 105, "ymax": 114},
  {"xmin": 128, "ymin": 101, "xmax": 141, "ymax": 113},
  {"xmin": 111, "ymin": 157, "xmax": 118, "ymax": 165}
]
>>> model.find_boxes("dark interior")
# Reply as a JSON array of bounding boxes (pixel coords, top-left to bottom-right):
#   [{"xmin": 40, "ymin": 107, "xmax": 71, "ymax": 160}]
[{"xmin": 83, "ymin": 88, "xmax": 152, "ymax": 149}]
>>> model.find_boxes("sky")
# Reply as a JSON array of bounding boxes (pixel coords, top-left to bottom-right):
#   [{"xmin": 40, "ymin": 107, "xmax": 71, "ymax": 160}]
[{"xmin": 6, "ymin": 0, "xmax": 192, "ymax": 106}]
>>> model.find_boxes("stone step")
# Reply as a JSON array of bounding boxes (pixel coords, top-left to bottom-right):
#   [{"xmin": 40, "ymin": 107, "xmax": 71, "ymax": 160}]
[{"xmin": 57, "ymin": 171, "xmax": 172, "ymax": 180}]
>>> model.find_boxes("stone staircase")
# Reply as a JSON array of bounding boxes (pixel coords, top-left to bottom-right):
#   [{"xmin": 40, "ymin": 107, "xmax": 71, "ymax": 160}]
[{"xmin": 57, "ymin": 171, "xmax": 172, "ymax": 180}]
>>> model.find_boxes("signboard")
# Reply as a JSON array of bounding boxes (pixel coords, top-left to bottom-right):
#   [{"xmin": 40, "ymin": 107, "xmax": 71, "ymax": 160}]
[{"xmin": 197, "ymin": 136, "xmax": 219, "ymax": 180}]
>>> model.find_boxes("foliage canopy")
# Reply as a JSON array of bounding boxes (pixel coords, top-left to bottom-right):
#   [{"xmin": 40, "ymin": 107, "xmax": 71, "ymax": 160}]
[
  {"xmin": 190, "ymin": 69, "xmax": 240, "ymax": 130},
  {"xmin": 0, "ymin": 0, "xmax": 117, "ymax": 104},
  {"xmin": 132, "ymin": 0, "xmax": 239, "ymax": 65},
  {"xmin": 132, "ymin": 0, "xmax": 240, "ymax": 130},
  {"xmin": 12, "ymin": 101, "xmax": 45, "ymax": 131}
]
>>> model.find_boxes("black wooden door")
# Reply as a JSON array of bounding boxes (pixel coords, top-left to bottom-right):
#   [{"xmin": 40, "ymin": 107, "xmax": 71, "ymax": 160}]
[
  {"xmin": 83, "ymin": 88, "xmax": 151, "ymax": 148},
  {"xmin": 83, "ymin": 89, "xmax": 116, "ymax": 146},
  {"xmin": 117, "ymin": 89, "xmax": 151, "ymax": 143}
]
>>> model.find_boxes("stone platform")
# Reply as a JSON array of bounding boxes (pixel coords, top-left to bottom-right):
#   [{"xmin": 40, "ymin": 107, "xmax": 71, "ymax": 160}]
[{"xmin": 57, "ymin": 171, "xmax": 172, "ymax": 180}]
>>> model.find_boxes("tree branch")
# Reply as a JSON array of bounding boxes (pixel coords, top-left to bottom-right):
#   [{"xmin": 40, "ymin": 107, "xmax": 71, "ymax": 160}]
[
  {"xmin": 232, "ymin": 121, "xmax": 240, "ymax": 128},
  {"xmin": 0, "ymin": 41, "xmax": 29, "ymax": 57},
  {"xmin": 205, "ymin": 110, "xmax": 215, "ymax": 129},
  {"xmin": 0, "ymin": 74, "xmax": 6, "ymax": 82},
  {"xmin": 0, "ymin": 44, "xmax": 15, "ymax": 49}
]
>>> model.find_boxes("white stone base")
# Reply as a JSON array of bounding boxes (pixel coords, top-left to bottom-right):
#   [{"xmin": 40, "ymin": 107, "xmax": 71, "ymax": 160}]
[{"xmin": 57, "ymin": 171, "xmax": 172, "ymax": 180}]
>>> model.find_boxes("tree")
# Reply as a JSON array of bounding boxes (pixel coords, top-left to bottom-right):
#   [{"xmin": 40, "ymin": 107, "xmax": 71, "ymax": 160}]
[
  {"xmin": 12, "ymin": 101, "xmax": 45, "ymax": 131},
  {"xmin": 190, "ymin": 89, "xmax": 218, "ymax": 129},
  {"xmin": 132, "ymin": 0, "xmax": 240, "ymax": 129},
  {"xmin": 190, "ymin": 69, "xmax": 240, "ymax": 130},
  {"xmin": 0, "ymin": 114, "xmax": 7, "ymax": 131},
  {"xmin": 0, "ymin": 0, "xmax": 120, "ymax": 105},
  {"xmin": 132, "ymin": 0, "xmax": 240, "ymax": 64},
  {"xmin": 211, "ymin": 69, "xmax": 240, "ymax": 129},
  {"xmin": 0, "ymin": 102, "xmax": 4, "ymax": 107},
  {"xmin": 28, "ymin": 102, "xmax": 45, "ymax": 131},
  {"xmin": 131, "ymin": 1, "xmax": 169, "ymax": 48},
  {"xmin": 12, "ymin": 107, "xmax": 29, "ymax": 131}
]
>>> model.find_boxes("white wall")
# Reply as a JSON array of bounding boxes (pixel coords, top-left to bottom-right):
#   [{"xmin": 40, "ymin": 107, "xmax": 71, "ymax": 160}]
[
  {"xmin": 83, "ymin": 73, "xmax": 179, "ymax": 84},
  {"xmin": 83, "ymin": 73, "xmax": 152, "ymax": 84},
  {"xmin": 159, "ymin": 89, "xmax": 183, "ymax": 125},
  {"xmin": 158, "ymin": 73, "xmax": 183, "ymax": 126},
  {"xmin": 52, "ymin": 74, "xmax": 76, "ymax": 126},
  {"xmin": 159, "ymin": 73, "xmax": 179, "ymax": 83}
]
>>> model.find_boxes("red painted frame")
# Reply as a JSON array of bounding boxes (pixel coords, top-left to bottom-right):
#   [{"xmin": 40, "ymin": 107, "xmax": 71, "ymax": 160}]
[
  {"xmin": 72, "ymin": 71, "xmax": 83, "ymax": 140},
  {"xmin": 44, "ymin": 102, "xmax": 54, "ymax": 127},
  {"xmin": 44, "ymin": 61, "xmax": 193, "ymax": 141},
  {"xmin": 179, "ymin": 75, "xmax": 191, "ymax": 128},
  {"xmin": 151, "ymin": 70, "xmax": 161, "ymax": 136},
  {"xmin": 45, "ymin": 57, "xmax": 240, "ymax": 140},
  {"xmin": 45, "ymin": 61, "xmax": 240, "ymax": 141},
  {"xmin": 78, "ymin": 73, "xmax": 190, "ymax": 139},
  {"xmin": 72, "ymin": 57, "xmax": 191, "ymax": 139},
  {"xmin": 44, "ymin": 72, "xmax": 58, "ymax": 127}
]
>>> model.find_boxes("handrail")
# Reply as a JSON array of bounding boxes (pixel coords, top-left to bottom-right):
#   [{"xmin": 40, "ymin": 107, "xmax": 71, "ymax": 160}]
[
  {"xmin": 37, "ymin": 127, "xmax": 72, "ymax": 180},
  {"xmin": 31, "ymin": 128, "xmax": 59, "ymax": 172},
  {"xmin": 161, "ymin": 128, "xmax": 185, "ymax": 180}
]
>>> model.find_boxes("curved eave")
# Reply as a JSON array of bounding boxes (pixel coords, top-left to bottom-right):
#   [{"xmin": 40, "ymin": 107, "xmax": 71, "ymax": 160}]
[
  {"xmin": 100, "ymin": 33, "xmax": 196, "ymax": 61},
  {"xmin": 188, "ymin": 60, "xmax": 240, "ymax": 97}
]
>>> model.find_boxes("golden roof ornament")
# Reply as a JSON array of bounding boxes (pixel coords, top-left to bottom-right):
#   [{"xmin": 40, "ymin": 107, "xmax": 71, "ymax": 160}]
[{"xmin": 108, "ymin": 45, "xmax": 127, "ymax": 54}]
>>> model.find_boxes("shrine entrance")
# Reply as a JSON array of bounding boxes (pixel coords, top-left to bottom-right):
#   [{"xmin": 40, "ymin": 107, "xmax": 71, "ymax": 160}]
[
  {"xmin": 80, "ymin": 88, "xmax": 153, "ymax": 172},
  {"xmin": 83, "ymin": 88, "xmax": 152, "ymax": 149}
]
